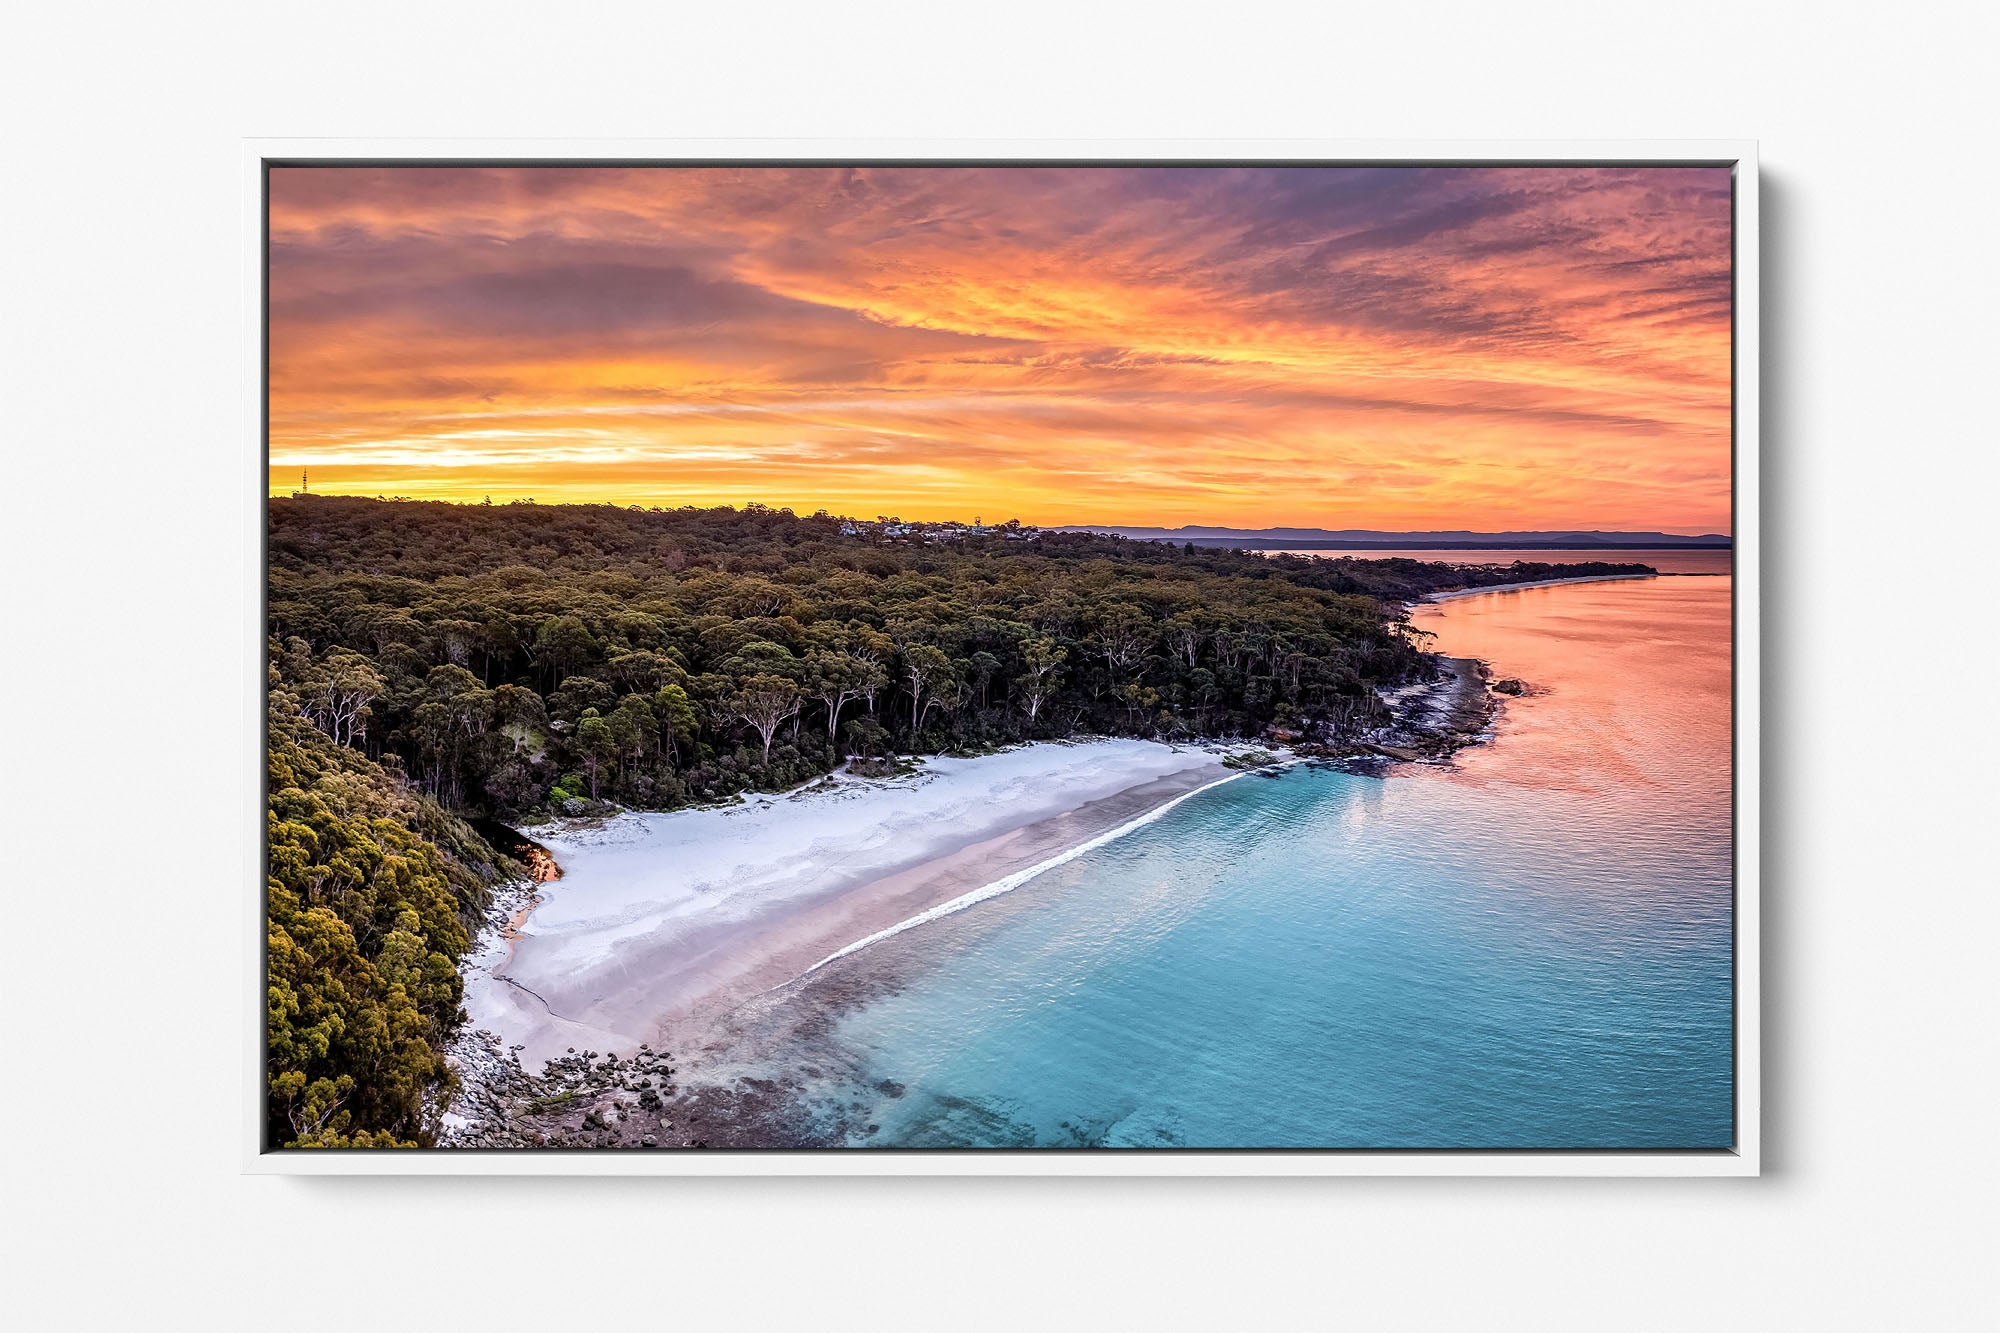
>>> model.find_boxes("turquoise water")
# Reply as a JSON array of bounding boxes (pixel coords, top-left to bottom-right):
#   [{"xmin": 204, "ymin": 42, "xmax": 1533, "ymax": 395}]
[{"xmin": 821, "ymin": 577, "xmax": 1734, "ymax": 1149}]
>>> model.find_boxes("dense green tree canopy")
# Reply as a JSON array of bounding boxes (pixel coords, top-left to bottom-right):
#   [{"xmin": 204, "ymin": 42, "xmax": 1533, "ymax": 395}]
[
  {"xmin": 273, "ymin": 495, "xmax": 1642, "ymax": 815},
  {"xmin": 265, "ymin": 494, "xmax": 1650, "ymax": 1144},
  {"xmin": 265, "ymin": 666, "xmax": 513, "ymax": 1147}
]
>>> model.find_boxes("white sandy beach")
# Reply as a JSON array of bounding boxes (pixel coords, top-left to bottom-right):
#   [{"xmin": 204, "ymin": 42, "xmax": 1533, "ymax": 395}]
[{"xmin": 461, "ymin": 739, "xmax": 1235, "ymax": 1070}]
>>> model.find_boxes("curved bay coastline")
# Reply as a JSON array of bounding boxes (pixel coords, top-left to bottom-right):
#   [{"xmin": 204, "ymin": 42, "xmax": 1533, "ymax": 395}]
[{"xmin": 444, "ymin": 568, "xmax": 1728, "ymax": 1149}]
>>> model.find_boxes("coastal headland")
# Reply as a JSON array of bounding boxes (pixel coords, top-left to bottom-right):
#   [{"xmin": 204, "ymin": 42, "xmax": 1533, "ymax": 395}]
[
  {"xmin": 266, "ymin": 493, "xmax": 1661, "ymax": 1147},
  {"xmin": 444, "ymin": 652, "xmax": 1508, "ymax": 1146}
]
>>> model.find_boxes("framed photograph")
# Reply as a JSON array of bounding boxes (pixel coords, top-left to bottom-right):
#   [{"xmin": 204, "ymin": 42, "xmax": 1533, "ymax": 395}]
[{"xmin": 248, "ymin": 140, "xmax": 1757, "ymax": 1175}]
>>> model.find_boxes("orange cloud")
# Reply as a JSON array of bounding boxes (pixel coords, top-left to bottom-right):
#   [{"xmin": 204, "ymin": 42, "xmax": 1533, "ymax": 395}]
[{"xmin": 267, "ymin": 165, "xmax": 1733, "ymax": 532}]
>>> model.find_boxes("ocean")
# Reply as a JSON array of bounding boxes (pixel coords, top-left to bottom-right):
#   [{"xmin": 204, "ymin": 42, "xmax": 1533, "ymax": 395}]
[{"xmin": 788, "ymin": 575, "xmax": 1736, "ymax": 1149}]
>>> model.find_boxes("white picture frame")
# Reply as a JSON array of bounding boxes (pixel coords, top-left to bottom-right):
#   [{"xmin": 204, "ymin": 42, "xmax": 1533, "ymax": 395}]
[{"xmin": 244, "ymin": 138, "xmax": 1759, "ymax": 1177}]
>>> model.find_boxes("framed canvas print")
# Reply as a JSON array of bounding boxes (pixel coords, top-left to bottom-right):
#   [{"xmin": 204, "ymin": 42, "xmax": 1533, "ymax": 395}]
[{"xmin": 248, "ymin": 140, "xmax": 1758, "ymax": 1175}]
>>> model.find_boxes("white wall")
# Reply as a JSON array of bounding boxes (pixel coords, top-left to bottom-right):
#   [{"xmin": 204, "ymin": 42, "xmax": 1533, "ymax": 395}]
[{"xmin": 6, "ymin": 2, "xmax": 1995, "ymax": 1328}]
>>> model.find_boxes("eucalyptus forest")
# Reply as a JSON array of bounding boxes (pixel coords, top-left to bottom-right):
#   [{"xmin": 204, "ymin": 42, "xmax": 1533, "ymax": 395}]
[{"xmin": 264, "ymin": 494, "xmax": 1649, "ymax": 1146}]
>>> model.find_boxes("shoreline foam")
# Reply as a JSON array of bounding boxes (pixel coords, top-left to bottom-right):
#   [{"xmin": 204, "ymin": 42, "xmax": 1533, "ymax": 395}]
[{"xmin": 798, "ymin": 761, "xmax": 1280, "ymax": 978}]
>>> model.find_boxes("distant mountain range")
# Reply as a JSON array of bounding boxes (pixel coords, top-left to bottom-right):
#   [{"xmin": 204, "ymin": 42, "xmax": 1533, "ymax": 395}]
[{"xmin": 1058, "ymin": 526, "xmax": 1732, "ymax": 551}]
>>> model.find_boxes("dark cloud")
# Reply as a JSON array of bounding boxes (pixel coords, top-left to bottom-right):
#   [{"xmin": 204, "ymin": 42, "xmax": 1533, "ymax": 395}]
[{"xmin": 270, "ymin": 232, "xmax": 1029, "ymax": 368}]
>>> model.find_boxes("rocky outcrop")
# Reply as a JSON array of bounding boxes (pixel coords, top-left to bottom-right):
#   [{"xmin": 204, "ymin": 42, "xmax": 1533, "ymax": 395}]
[
  {"xmin": 441, "ymin": 1031, "xmax": 684, "ymax": 1149},
  {"xmin": 1363, "ymin": 655, "xmax": 1496, "ymax": 760}
]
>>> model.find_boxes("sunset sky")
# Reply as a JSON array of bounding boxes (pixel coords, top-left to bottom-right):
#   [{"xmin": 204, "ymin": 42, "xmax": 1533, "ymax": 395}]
[{"xmin": 267, "ymin": 164, "xmax": 1733, "ymax": 531}]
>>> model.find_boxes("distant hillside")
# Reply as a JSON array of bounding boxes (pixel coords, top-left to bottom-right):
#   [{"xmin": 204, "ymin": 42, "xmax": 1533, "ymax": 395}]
[{"xmin": 1060, "ymin": 527, "xmax": 1731, "ymax": 550}]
